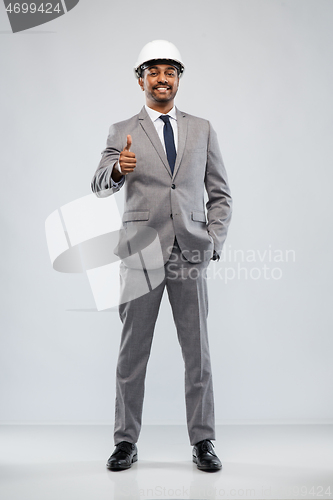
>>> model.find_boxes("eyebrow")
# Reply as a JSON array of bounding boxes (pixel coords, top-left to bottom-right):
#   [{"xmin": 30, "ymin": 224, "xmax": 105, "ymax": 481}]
[{"xmin": 148, "ymin": 66, "xmax": 176, "ymax": 72}]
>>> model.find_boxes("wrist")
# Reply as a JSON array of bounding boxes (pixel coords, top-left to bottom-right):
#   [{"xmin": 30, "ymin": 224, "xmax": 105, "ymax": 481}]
[{"xmin": 111, "ymin": 162, "xmax": 124, "ymax": 182}]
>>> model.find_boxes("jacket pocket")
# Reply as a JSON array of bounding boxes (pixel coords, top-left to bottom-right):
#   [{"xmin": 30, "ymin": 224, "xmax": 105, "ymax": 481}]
[
  {"xmin": 123, "ymin": 210, "xmax": 150, "ymax": 222},
  {"xmin": 191, "ymin": 211, "xmax": 206, "ymax": 223}
]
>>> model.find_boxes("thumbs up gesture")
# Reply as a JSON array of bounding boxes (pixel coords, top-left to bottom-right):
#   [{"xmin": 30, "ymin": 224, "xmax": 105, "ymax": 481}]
[{"xmin": 118, "ymin": 135, "xmax": 136, "ymax": 175}]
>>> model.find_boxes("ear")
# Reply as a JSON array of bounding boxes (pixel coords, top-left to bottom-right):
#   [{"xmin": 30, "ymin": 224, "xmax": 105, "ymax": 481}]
[{"xmin": 138, "ymin": 77, "xmax": 144, "ymax": 91}]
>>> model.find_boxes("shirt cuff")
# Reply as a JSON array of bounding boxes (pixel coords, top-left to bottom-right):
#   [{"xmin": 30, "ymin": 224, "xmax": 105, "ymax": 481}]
[{"xmin": 110, "ymin": 161, "xmax": 125, "ymax": 188}]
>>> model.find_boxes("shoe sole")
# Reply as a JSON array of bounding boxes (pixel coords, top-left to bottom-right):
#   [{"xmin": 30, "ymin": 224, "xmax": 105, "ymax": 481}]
[
  {"xmin": 106, "ymin": 453, "xmax": 138, "ymax": 471},
  {"xmin": 193, "ymin": 456, "xmax": 222, "ymax": 472}
]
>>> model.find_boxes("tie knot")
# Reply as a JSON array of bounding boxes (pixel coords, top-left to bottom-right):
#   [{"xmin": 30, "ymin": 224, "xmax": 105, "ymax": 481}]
[{"xmin": 159, "ymin": 114, "xmax": 171, "ymax": 124}]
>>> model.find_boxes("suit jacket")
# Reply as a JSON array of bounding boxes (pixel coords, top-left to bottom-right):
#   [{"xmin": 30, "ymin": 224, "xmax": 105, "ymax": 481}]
[{"xmin": 91, "ymin": 106, "xmax": 232, "ymax": 266}]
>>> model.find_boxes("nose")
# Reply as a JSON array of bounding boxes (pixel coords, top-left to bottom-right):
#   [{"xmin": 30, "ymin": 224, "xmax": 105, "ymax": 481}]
[{"xmin": 157, "ymin": 75, "xmax": 168, "ymax": 84}]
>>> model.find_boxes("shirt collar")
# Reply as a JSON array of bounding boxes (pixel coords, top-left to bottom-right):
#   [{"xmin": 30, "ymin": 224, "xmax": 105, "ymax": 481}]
[{"xmin": 145, "ymin": 104, "xmax": 177, "ymax": 123}]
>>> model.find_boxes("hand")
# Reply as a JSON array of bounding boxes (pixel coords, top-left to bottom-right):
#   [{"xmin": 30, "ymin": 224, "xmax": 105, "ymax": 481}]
[
  {"xmin": 211, "ymin": 250, "xmax": 219, "ymax": 261},
  {"xmin": 118, "ymin": 135, "xmax": 136, "ymax": 175}
]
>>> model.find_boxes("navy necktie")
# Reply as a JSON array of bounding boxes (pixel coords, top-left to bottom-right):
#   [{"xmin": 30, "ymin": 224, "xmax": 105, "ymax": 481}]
[{"xmin": 159, "ymin": 115, "xmax": 176, "ymax": 174}]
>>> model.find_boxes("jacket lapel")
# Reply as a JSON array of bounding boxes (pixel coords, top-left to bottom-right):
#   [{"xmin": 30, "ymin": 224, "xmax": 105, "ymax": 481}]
[
  {"xmin": 172, "ymin": 108, "xmax": 187, "ymax": 179},
  {"xmin": 138, "ymin": 106, "xmax": 171, "ymax": 177},
  {"xmin": 137, "ymin": 106, "xmax": 188, "ymax": 179}
]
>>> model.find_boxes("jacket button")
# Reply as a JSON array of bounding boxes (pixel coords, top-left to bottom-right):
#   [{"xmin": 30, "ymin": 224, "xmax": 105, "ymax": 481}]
[
  {"xmin": 171, "ymin": 184, "xmax": 176, "ymax": 189},
  {"xmin": 170, "ymin": 213, "xmax": 173, "ymax": 219}
]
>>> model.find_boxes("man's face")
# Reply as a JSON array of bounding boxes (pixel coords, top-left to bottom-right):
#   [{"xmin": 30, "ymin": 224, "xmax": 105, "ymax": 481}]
[{"xmin": 138, "ymin": 64, "xmax": 179, "ymax": 107}]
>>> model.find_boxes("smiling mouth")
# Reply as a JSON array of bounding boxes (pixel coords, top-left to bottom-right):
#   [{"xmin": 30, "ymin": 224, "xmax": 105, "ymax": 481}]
[{"xmin": 155, "ymin": 87, "xmax": 170, "ymax": 92}]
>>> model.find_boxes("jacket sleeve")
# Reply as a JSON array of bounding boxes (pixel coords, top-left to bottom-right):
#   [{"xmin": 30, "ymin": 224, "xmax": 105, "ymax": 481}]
[
  {"xmin": 205, "ymin": 121, "xmax": 232, "ymax": 257},
  {"xmin": 91, "ymin": 124, "xmax": 125, "ymax": 198}
]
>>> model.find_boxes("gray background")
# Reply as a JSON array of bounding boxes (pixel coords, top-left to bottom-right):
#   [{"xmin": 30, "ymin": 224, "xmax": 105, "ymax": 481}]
[{"xmin": 1, "ymin": 0, "xmax": 332, "ymax": 425}]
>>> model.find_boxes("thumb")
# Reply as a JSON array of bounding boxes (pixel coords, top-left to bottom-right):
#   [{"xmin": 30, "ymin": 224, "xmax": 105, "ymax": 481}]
[{"xmin": 124, "ymin": 134, "xmax": 132, "ymax": 151}]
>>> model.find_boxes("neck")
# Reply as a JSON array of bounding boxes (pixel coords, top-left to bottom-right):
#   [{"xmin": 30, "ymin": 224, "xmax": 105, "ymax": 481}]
[{"xmin": 145, "ymin": 100, "xmax": 174, "ymax": 114}]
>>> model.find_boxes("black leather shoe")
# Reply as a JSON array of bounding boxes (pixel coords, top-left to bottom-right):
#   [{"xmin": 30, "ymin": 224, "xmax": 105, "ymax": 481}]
[
  {"xmin": 193, "ymin": 439, "xmax": 222, "ymax": 472},
  {"xmin": 106, "ymin": 441, "xmax": 138, "ymax": 471}
]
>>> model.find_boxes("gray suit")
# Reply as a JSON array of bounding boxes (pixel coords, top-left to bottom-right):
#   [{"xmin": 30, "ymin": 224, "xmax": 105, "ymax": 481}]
[{"xmin": 91, "ymin": 106, "xmax": 232, "ymax": 445}]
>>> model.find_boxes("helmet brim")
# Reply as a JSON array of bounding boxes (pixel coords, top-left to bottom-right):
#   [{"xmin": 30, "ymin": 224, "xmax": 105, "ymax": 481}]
[{"xmin": 135, "ymin": 58, "xmax": 184, "ymax": 79}]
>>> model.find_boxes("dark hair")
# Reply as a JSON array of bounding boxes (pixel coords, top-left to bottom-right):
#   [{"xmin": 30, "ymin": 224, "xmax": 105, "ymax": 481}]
[{"xmin": 139, "ymin": 59, "xmax": 182, "ymax": 77}]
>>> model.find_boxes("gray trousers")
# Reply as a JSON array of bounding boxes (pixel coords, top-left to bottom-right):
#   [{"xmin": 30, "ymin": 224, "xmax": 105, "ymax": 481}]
[{"xmin": 113, "ymin": 238, "xmax": 215, "ymax": 446}]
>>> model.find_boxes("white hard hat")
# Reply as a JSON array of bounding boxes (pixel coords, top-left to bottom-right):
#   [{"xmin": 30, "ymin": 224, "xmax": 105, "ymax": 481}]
[{"xmin": 134, "ymin": 40, "xmax": 185, "ymax": 78}]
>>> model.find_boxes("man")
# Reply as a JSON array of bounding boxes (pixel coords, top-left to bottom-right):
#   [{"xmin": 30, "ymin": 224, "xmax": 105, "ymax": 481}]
[{"xmin": 91, "ymin": 40, "xmax": 232, "ymax": 472}]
